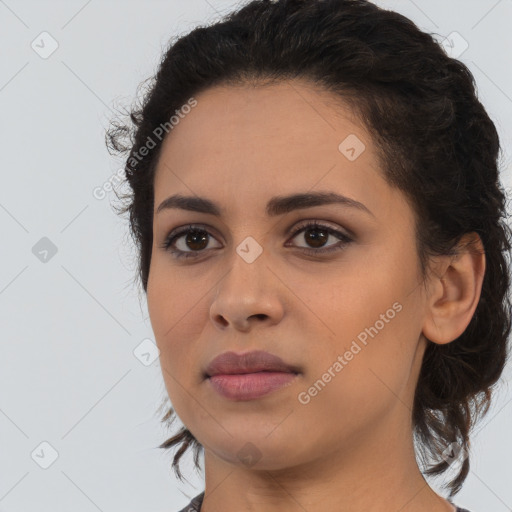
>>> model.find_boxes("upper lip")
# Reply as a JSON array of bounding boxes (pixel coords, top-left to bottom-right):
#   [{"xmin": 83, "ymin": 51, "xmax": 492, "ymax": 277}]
[{"xmin": 205, "ymin": 350, "xmax": 300, "ymax": 377}]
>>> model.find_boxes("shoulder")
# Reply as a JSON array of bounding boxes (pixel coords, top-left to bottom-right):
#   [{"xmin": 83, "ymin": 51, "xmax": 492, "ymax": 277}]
[{"xmin": 175, "ymin": 491, "xmax": 205, "ymax": 512}]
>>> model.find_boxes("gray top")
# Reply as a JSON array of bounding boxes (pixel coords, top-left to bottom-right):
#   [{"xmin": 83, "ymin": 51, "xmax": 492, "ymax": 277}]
[{"xmin": 176, "ymin": 491, "xmax": 473, "ymax": 512}]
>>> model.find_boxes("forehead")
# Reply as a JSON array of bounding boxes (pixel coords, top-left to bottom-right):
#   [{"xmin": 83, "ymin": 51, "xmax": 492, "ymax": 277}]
[{"xmin": 153, "ymin": 79, "xmax": 392, "ymax": 219}]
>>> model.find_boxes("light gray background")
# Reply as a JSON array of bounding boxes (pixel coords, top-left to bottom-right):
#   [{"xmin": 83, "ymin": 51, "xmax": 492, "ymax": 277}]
[{"xmin": 1, "ymin": 1, "xmax": 511, "ymax": 511}]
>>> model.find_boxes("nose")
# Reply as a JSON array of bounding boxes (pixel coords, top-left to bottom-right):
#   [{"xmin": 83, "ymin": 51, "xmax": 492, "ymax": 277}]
[{"xmin": 209, "ymin": 253, "xmax": 285, "ymax": 332}]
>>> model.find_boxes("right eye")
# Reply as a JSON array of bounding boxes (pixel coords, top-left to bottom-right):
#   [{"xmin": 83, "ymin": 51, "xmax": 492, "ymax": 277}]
[{"xmin": 159, "ymin": 224, "xmax": 222, "ymax": 259}]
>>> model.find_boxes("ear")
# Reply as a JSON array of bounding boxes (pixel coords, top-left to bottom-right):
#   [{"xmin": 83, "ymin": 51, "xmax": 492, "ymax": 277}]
[{"xmin": 422, "ymin": 232, "xmax": 486, "ymax": 345}]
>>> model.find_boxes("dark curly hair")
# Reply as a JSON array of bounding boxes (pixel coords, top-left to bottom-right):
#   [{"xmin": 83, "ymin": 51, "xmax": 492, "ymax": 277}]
[{"xmin": 105, "ymin": 0, "xmax": 512, "ymax": 499}]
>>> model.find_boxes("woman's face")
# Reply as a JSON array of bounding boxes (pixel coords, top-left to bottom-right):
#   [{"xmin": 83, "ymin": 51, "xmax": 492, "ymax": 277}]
[{"xmin": 147, "ymin": 79, "xmax": 430, "ymax": 470}]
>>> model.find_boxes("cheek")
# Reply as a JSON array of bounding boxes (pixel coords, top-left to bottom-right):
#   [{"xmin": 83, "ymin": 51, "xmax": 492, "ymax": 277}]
[
  {"xmin": 147, "ymin": 263, "xmax": 186, "ymax": 376},
  {"xmin": 292, "ymin": 245, "xmax": 422, "ymax": 393},
  {"xmin": 293, "ymin": 307, "xmax": 421, "ymax": 448},
  {"xmin": 147, "ymin": 255, "xmax": 202, "ymax": 338},
  {"xmin": 147, "ymin": 258, "xmax": 210, "ymax": 387},
  {"xmin": 287, "ymin": 264, "xmax": 404, "ymax": 352}
]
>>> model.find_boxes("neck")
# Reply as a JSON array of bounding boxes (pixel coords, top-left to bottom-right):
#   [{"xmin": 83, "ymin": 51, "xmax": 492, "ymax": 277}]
[{"xmin": 200, "ymin": 412, "xmax": 456, "ymax": 512}]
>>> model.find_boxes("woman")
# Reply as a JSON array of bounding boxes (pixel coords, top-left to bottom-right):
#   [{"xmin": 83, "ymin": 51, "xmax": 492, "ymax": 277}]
[{"xmin": 106, "ymin": 0, "xmax": 511, "ymax": 511}]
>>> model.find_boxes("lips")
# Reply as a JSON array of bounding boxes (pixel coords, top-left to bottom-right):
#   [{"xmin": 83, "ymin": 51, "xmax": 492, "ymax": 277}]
[
  {"xmin": 204, "ymin": 350, "xmax": 301, "ymax": 401},
  {"xmin": 205, "ymin": 350, "xmax": 300, "ymax": 378}
]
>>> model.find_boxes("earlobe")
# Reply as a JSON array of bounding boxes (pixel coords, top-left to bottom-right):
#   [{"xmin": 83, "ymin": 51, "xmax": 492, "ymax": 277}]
[{"xmin": 422, "ymin": 232, "xmax": 486, "ymax": 346}]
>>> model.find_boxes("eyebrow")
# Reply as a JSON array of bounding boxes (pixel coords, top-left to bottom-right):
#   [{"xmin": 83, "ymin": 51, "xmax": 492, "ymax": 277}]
[{"xmin": 155, "ymin": 191, "xmax": 374, "ymax": 218}]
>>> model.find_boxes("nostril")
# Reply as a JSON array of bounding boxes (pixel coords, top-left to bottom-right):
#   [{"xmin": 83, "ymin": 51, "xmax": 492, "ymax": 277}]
[{"xmin": 213, "ymin": 315, "xmax": 229, "ymax": 327}]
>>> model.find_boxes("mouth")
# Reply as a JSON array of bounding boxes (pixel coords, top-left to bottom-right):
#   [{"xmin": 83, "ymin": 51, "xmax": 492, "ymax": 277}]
[
  {"xmin": 206, "ymin": 370, "xmax": 300, "ymax": 401},
  {"xmin": 205, "ymin": 349, "xmax": 300, "ymax": 377},
  {"xmin": 204, "ymin": 350, "xmax": 301, "ymax": 401}
]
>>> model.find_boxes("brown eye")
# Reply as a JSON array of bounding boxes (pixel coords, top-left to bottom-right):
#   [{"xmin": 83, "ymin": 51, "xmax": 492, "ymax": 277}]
[
  {"xmin": 287, "ymin": 221, "xmax": 353, "ymax": 254},
  {"xmin": 160, "ymin": 221, "xmax": 353, "ymax": 261},
  {"xmin": 160, "ymin": 225, "xmax": 222, "ymax": 259},
  {"xmin": 300, "ymin": 226, "xmax": 330, "ymax": 248},
  {"xmin": 181, "ymin": 229, "xmax": 209, "ymax": 251}
]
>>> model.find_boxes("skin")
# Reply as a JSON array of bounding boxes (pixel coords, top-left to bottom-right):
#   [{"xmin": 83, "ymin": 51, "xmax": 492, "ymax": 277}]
[{"xmin": 146, "ymin": 79, "xmax": 485, "ymax": 512}]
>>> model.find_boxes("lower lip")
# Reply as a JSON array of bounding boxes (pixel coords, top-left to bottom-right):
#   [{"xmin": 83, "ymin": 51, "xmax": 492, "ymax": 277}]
[{"xmin": 207, "ymin": 372, "xmax": 298, "ymax": 400}]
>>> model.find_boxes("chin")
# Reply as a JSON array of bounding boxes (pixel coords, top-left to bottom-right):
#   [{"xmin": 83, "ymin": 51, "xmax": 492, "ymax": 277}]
[{"xmin": 204, "ymin": 431, "xmax": 305, "ymax": 470}]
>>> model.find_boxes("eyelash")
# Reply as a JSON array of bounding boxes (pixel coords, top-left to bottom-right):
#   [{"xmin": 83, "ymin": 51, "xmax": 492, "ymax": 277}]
[{"xmin": 159, "ymin": 221, "xmax": 353, "ymax": 260}]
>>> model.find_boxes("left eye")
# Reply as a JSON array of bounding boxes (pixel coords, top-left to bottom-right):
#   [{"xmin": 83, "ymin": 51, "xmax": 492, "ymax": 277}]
[
  {"xmin": 287, "ymin": 221, "xmax": 353, "ymax": 253},
  {"xmin": 160, "ymin": 221, "xmax": 353, "ymax": 260}
]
